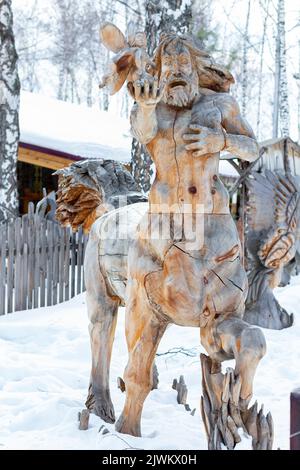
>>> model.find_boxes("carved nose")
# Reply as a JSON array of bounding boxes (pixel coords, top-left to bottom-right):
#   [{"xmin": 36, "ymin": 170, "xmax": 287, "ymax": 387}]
[{"xmin": 171, "ymin": 63, "xmax": 179, "ymax": 73}]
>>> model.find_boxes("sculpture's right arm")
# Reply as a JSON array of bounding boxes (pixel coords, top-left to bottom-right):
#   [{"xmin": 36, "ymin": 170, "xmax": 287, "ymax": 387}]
[{"xmin": 130, "ymin": 103, "xmax": 158, "ymax": 144}]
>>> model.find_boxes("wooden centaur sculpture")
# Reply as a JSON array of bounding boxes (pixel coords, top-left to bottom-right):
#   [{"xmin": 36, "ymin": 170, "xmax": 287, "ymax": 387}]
[{"xmin": 57, "ymin": 24, "xmax": 273, "ymax": 449}]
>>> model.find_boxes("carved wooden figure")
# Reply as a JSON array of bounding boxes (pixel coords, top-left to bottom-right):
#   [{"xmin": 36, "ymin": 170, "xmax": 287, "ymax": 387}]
[
  {"xmin": 244, "ymin": 170, "xmax": 300, "ymax": 329},
  {"xmin": 56, "ymin": 25, "xmax": 273, "ymax": 449},
  {"xmin": 99, "ymin": 22, "xmax": 156, "ymax": 96}
]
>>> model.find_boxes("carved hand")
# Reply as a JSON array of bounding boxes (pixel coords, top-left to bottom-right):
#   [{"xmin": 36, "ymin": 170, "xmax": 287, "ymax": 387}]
[
  {"xmin": 127, "ymin": 77, "xmax": 166, "ymax": 108},
  {"xmin": 183, "ymin": 124, "xmax": 226, "ymax": 157}
]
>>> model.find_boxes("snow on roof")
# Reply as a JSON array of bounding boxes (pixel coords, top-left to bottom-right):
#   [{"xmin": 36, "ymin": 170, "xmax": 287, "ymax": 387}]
[
  {"xmin": 19, "ymin": 91, "xmax": 132, "ymax": 163},
  {"xmin": 19, "ymin": 91, "xmax": 239, "ymax": 177},
  {"xmin": 219, "ymin": 159, "xmax": 239, "ymax": 177}
]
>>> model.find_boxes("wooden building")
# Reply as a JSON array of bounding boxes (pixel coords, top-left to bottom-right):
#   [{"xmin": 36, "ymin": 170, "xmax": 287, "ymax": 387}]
[{"xmin": 17, "ymin": 143, "xmax": 82, "ymax": 213}]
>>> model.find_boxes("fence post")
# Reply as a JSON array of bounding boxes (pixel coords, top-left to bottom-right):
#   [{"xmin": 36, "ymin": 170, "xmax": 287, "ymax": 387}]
[{"xmin": 291, "ymin": 388, "xmax": 300, "ymax": 450}]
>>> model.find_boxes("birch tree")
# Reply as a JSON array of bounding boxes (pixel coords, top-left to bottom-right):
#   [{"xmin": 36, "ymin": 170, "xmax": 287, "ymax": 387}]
[
  {"xmin": 0, "ymin": 0, "xmax": 20, "ymax": 221},
  {"xmin": 295, "ymin": 40, "xmax": 300, "ymax": 143},
  {"xmin": 241, "ymin": 0, "xmax": 251, "ymax": 116},
  {"xmin": 256, "ymin": 0, "xmax": 270, "ymax": 140},
  {"xmin": 273, "ymin": 0, "xmax": 289, "ymax": 138},
  {"xmin": 51, "ymin": 0, "xmax": 82, "ymax": 103}
]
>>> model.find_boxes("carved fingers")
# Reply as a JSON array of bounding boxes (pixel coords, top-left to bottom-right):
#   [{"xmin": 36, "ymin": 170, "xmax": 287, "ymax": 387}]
[
  {"xmin": 183, "ymin": 125, "xmax": 226, "ymax": 157},
  {"xmin": 127, "ymin": 77, "xmax": 166, "ymax": 107}
]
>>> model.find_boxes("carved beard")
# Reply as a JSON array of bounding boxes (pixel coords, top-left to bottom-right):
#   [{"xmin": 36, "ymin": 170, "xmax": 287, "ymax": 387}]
[{"xmin": 162, "ymin": 71, "xmax": 199, "ymax": 108}]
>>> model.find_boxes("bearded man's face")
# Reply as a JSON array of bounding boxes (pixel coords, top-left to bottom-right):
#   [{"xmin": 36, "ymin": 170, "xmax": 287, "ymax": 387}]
[{"xmin": 160, "ymin": 42, "xmax": 199, "ymax": 108}]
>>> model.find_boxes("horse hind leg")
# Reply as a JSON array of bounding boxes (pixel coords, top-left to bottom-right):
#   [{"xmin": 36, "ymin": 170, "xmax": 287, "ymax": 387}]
[
  {"xmin": 201, "ymin": 318, "xmax": 270, "ymax": 449},
  {"xmin": 216, "ymin": 317, "xmax": 266, "ymax": 408},
  {"xmin": 84, "ymin": 237, "xmax": 120, "ymax": 423}
]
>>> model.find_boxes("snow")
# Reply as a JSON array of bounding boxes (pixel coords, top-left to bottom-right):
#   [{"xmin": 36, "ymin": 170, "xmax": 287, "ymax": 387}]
[
  {"xmin": 0, "ymin": 273, "xmax": 299, "ymax": 450},
  {"xmin": 19, "ymin": 91, "xmax": 132, "ymax": 163}
]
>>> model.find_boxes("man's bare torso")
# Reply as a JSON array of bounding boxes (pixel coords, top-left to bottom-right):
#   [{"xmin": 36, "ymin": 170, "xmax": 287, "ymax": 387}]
[{"xmin": 146, "ymin": 91, "xmax": 230, "ymax": 214}]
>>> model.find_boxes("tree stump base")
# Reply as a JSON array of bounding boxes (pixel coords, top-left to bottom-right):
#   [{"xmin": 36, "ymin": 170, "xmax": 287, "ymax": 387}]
[
  {"xmin": 172, "ymin": 375, "xmax": 196, "ymax": 415},
  {"xmin": 172, "ymin": 375, "xmax": 188, "ymax": 405},
  {"xmin": 200, "ymin": 354, "xmax": 273, "ymax": 450},
  {"xmin": 78, "ymin": 409, "xmax": 90, "ymax": 431}
]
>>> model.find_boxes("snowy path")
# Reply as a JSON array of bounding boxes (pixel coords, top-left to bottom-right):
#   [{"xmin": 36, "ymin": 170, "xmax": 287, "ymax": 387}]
[{"xmin": 0, "ymin": 276, "xmax": 299, "ymax": 450}]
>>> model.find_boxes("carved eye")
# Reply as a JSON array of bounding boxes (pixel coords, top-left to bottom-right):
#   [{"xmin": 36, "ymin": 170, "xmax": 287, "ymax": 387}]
[{"xmin": 145, "ymin": 63, "xmax": 152, "ymax": 72}]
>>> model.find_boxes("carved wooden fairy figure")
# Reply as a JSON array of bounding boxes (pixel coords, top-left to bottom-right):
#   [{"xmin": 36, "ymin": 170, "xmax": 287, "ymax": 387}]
[{"xmin": 56, "ymin": 24, "xmax": 273, "ymax": 449}]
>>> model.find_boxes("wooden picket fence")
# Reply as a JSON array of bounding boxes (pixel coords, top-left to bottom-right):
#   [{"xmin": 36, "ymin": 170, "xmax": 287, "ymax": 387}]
[{"xmin": 0, "ymin": 203, "xmax": 88, "ymax": 316}]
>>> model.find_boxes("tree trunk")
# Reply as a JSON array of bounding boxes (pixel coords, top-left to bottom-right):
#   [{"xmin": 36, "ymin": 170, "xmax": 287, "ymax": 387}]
[
  {"xmin": 0, "ymin": 0, "xmax": 20, "ymax": 222},
  {"xmin": 241, "ymin": 0, "xmax": 251, "ymax": 116},
  {"xmin": 298, "ymin": 40, "xmax": 300, "ymax": 144},
  {"xmin": 273, "ymin": 0, "xmax": 290, "ymax": 138},
  {"xmin": 278, "ymin": 0, "xmax": 289, "ymax": 137},
  {"xmin": 256, "ymin": 0, "xmax": 270, "ymax": 140}
]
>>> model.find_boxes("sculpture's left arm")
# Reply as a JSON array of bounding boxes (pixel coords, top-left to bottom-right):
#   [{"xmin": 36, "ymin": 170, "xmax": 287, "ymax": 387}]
[{"xmin": 220, "ymin": 95, "xmax": 259, "ymax": 163}]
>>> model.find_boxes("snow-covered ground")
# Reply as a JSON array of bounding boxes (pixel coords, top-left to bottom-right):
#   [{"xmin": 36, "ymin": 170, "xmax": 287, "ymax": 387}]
[{"xmin": 0, "ymin": 275, "xmax": 299, "ymax": 450}]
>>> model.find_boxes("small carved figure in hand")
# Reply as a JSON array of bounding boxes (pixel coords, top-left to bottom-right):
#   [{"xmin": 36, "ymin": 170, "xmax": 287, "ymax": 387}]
[
  {"xmin": 99, "ymin": 22, "xmax": 156, "ymax": 96},
  {"xmin": 57, "ymin": 25, "xmax": 273, "ymax": 449}
]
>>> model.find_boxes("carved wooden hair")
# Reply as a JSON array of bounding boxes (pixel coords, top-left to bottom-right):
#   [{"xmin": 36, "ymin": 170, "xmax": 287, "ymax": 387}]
[{"xmin": 154, "ymin": 33, "xmax": 235, "ymax": 92}]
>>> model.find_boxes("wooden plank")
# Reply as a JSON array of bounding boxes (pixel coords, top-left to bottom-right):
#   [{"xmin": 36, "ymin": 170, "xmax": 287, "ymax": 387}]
[
  {"xmin": 18, "ymin": 146, "xmax": 73, "ymax": 170},
  {"xmin": 77, "ymin": 228, "xmax": 83, "ymax": 295},
  {"xmin": 64, "ymin": 228, "xmax": 70, "ymax": 301},
  {"xmin": 59, "ymin": 226, "xmax": 65, "ymax": 303},
  {"xmin": 14, "ymin": 218, "xmax": 22, "ymax": 312},
  {"xmin": 27, "ymin": 210, "xmax": 35, "ymax": 309},
  {"xmin": 82, "ymin": 233, "xmax": 88, "ymax": 291},
  {"xmin": 33, "ymin": 214, "xmax": 41, "ymax": 308},
  {"xmin": 52, "ymin": 223, "xmax": 59, "ymax": 305},
  {"xmin": 0, "ymin": 226, "xmax": 6, "ymax": 315},
  {"xmin": 40, "ymin": 218, "xmax": 47, "ymax": 308},
  {"xmin": 70, "ymin": 231, "xmax": 76, "ymax": 298},
  {"xmin": 6, "ymin": 221, "xmax": 15, "ymax": 314},
  {"xmin": 21, "ymin": 214, "xmax": 29, "ymax": 310},
  {"xmin": 46, "ymin": 221, "xmax": 54, "ymax": 307}
]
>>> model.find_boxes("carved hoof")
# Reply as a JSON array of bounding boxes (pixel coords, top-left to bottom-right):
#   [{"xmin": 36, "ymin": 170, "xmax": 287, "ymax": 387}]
[
  {"xmin": 93, "ymin": 399, "xmax": 116, "ymax": 424},
  {"xmin": 85, "ymin": 385, "xmax": 116, "ymax": 424},
  {"xmin": 115, "ymin": 413, "xmax": 141, "ymax": 437}
]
